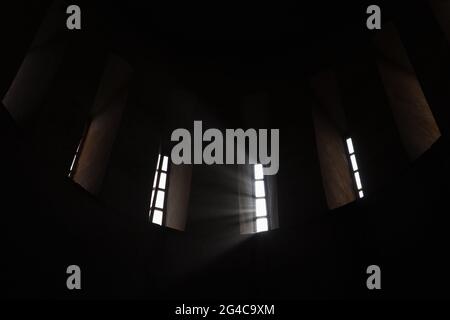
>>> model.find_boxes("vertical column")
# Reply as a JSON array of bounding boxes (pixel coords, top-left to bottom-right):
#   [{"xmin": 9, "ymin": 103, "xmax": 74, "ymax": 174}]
[
  {"xmin": 374, "ymin": 23, "xmax": 441, "ymax": 160},
  {"xmin": 163, "ymin": 88, "xmax": 196, "ymax": 230},
  {"xmin": 165, "ymin": 164, "xmax": 193, "ymax": 231},
  {"xmin": 311, "ymin": 70, "xmax": 356, "ymax": 209},
  {"xmin": 72, "ymin": 54, "xmax": 133, "ymax": 195},
  {"xmin": 271, "ymin": 83, "xmax": 328, "ymax": 226},
  {"xmin": 338, "ymin": 44, "xmax": 409, "ymax": 194}
]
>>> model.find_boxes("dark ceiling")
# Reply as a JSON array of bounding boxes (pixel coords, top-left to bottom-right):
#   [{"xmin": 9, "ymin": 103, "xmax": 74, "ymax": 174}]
[{"xmin": 84, "ymin": 1, "xmax": 396, "ymax": 75}]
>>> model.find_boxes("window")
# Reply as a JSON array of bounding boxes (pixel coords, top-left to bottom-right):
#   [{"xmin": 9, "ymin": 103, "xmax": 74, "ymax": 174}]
[
  {"xmin": 149, "ymin": 154, "xmax": 169, "ymax": 225},
  {"xmin": 68, "ymin": 138, "xmax": 83, "ymax": 178},
  {"xmin": 254, "ymin": 164, "xmax": 269, "ymax": 232},
  {"xmin": 238, "ymin": 163, "xmax": 278, "ymax": 234},
  {"xmin": 345, "ymin": 137, "xmax": 364, "ymax": 198},
  {"xmin": 68, "ymin": 121, "xmax": 90, "ymax": 179}
]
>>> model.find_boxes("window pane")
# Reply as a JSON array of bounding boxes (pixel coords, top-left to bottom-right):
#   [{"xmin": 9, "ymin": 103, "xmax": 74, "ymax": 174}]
[
  {"xmin": 354, "ymin": 171, "xmax": 363, "ymax": 190},
  {"xmin": 256, "ymin": 217, "xmax": 268, "ymax": 232},
  {"xmin": 150, "ymin": 189, "xmax": 155, "ymax": 207},
  {"xmin": 255, "ymin": 198, "xmax": 267, "ymax": 217},
  {"xmin": 152, "ymin": 171, "xmax": 158, "ymax": 188},
  {"xmin": 359, "ymin": 190, "xmax": 364, "ymax": 198},
  {"xmin": 69, "ymin": 139, "xmax": 83, "ymax": 175},
  {"xmin": 162, "ymin": 156, "xmax": 169, "ymax": 172},
  {"xmin": 346, "ymin": 138, "xmax": 354, "ymax": 154},
  {"xmin": 254, "ymin": 164, "xmax": 264, "ymax": 180},
  {"xmin": 152, "ymin": 209, "xmax": 163, "ymax": 225},
  {"xmin": 155, "ymin": 190, "xmax": 165, "ymax": 209},
  {"xmin": 254, "ymin": 180, "xmax": 265, "ymax": 197},
  {"xmin": 69, "ymin": 154, "xmax": 77, "ymax": 172},
  {"xmin": 156, "ymin": 154, "xmax": 161, "ymax": 170},
  {"xmin": 158, "ymin": 172, "xmax": 167, "ymax": 189},
  {"xmin": 350, "ymin": 154, "xmax": 358, "ymax": 171}
]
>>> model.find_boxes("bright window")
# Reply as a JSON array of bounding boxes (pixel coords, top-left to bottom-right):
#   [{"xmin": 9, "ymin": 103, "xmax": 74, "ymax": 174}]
[
  {"xmin": 68, "ymin": 135, "xmax": 84, "ymax": 178},
  {"xmin": 152, "ymin": 209, "xmax": 163, "ymax": 226},
  {"xmin": 255, "ymin": 198, "xmax": 267, "ymax": 217},
  {"xmin": 256, "ymin": 217, "xmax": 268, "ymax": 232},
  {"xmin": 149, "ymin": 154, "xmax": 169, "ymax": 225},
  {"xmin": 345, "ymin": 138, "xmax": 364, "ymax": 199},
  {"xmin": 68, "ymin": 121, "xmax": 90, "ymax": 178},
  {"xmin": 254, "ymin": 180, "xmax": 266, "ymax": 198},
  {"xmin": 254, "ymin": 164, "xmax": 269, "ymax": 232}
]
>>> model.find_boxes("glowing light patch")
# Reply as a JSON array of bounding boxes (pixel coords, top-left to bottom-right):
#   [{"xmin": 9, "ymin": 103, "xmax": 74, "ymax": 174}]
[
  {"xmin": 162, "ymin": 156, "xmax": 169, "ymax": 172},
  {"xmin": 159, "ymin": 172, "xmax": 167, "ymax": 189},
  {"xmin": 346, "ymin": 138, "xmax": 354, "ymax": 154},
  {"xmin": 255, "ymin": 180, "xmax": 265, "ymax": 198},
  {"xmin": 150, "ymin": 189, "xmax": 155, "ymax": 206},
  {"xmin": 350, "ymin": 154, "xmax": 358, "ymax": 171},
  {"xmin": 254, "ymin": 164, "xmax": 264, "ymax": 180},
  {"xmin": 156, "ymin": 154, "xmax": 161, "ymax": 170},
  {"xmin": 255, "ymin": 198, "xmax": 267, "ymax": 217},
  {"xmin": 354, "ymin": 172, "xmax": 363, "ymax": 190},
  {"xmin": 152, "ymin": 209, "xmax": 163, "ymax": 225},
  {"xmin": 256, "ymin": 217, "xmax": 268, "ymax": 232},
  {"xmin": 152, "ymin": 172, "xmax": 158, "ymax": 188},
  {"xmin": 155, "ymin": 190, "xmax": 165, "ymax": 209}
]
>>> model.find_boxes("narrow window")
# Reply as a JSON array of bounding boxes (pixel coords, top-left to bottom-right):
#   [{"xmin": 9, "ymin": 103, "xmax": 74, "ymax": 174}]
[
  {"xmin": 345, "ymin": 137, "xmax": 364, "ymax": 198},
  {"xmin": 149, "ymin": 154, "xmax": 170, "ymax": 225},
  {"xmin": 254, "ymin": 164, "xmax": 269, "ymax": 232},
  {"xmin": 68, "ymin": 138, "xmax": 83, "ymax": 178},
  {"xmin": 68, "ymin": 121, "xmax": 90, "ymax": 178}
]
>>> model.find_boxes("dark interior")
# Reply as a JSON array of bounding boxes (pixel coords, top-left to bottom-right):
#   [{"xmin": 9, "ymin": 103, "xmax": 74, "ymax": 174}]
[{"xmin": 2, "ymin": 0, "xmax": 450, "ymax": 300}]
